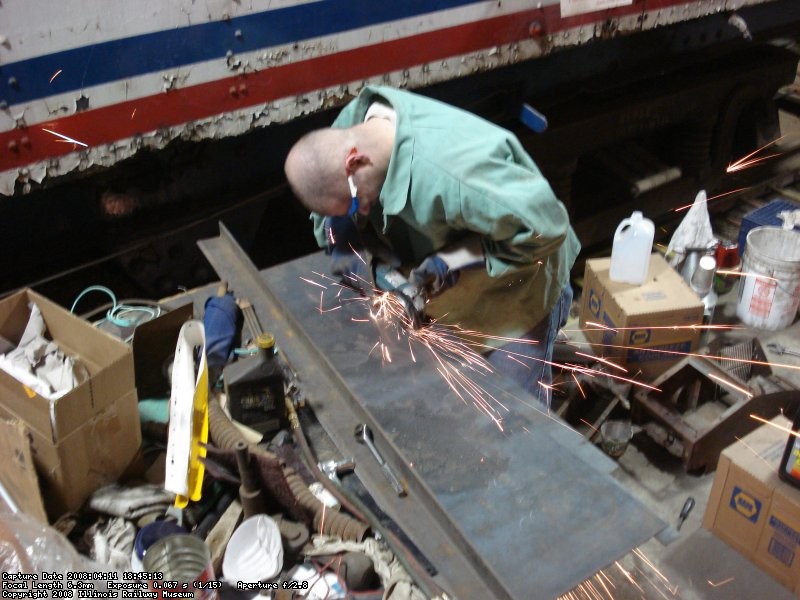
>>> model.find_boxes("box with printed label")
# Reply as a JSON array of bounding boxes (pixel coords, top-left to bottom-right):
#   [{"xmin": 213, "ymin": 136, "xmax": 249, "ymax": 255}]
[
  {"xmin": 579, "ymin": 253, "xmax": 704, "ymax": 378},
  {"xmin": 0, "ymin": 289, "xmax": 140, "ymax": 519},
  {"xmin": 703, "ymin": 415, "xmax": 800, "ymax": 593}
]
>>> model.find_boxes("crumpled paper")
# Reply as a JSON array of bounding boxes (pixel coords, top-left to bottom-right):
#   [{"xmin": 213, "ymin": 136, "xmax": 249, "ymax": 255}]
[
  {"xmin": 0, "ymin": 303, "xmax": 87, "ymax": 399},
  {"xmin": 667, "ymin": 189, "xmax": 718, "ymax": 267}
]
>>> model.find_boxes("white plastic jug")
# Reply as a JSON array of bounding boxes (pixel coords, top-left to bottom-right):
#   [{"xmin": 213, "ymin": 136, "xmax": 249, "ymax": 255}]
[{"xmin": 609, "ymin": 211, "xmax": 655, "ymax": 285}]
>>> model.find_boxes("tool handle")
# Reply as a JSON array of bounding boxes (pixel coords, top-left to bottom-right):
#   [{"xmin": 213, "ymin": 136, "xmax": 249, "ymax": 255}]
[
  {"xmin": 382, "ymin": 463, "xmax": 407, "ymax": 497},
  {"xmin": 680, "ymin": 496, "xmax": 696, "ymax": 519}
]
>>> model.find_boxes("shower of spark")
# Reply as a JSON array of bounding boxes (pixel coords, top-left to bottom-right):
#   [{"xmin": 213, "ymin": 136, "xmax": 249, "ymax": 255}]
[
  {"xmin": 569, "ymin": 338, "xmax": 800, "ymax": 373},
  {"xmin": 301, "ymin": 266, "xmax": 675, "ymax": 433},
  {"xmin": 726, "ymin": 135, "xmax": 787, "ymax": 173},
  {"xmin": 558, "ymin": 545, "xmax": 687, "ymax": 600}
]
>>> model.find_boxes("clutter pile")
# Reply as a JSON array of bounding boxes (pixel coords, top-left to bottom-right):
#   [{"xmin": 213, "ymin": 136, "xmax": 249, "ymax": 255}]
[
  {"xmin": 565, "ymin": 190, "xmax": 800, "ymax": 474},
  {"xmin": 0, "ymin": 283, "xmax": 435, "ymax": 600}
]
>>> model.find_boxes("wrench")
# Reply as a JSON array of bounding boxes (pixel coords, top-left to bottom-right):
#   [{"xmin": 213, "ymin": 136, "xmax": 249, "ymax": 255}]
[
  {"xmin": 354, "ymin": 423, "xmax": 407, "ymax": 497},
  {"xmin": 767, "ymin": 343, "xmax": 800, "ymax": 358}
]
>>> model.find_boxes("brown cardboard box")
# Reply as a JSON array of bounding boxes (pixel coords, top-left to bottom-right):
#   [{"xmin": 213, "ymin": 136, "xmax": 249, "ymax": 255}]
[
  {"xmin": 0, "ymin": 289, "xmax": 140, "ymax": 519},
  {"xmin": 703, "ymin": 416, "xmax": 800, "ymax": 593},
  {"xmin": 579, "ymin": 253, "xmax": 704, "ymax": 378},
  {"xmin": 758, "ymin": 484, "xmax": 800, "ymax": 590}
]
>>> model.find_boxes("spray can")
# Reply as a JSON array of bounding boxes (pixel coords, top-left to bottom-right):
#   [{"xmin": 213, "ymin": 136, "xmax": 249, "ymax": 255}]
[
  {"xmin": 223, "ymin": 332, "xmax": 287, "ymax": 435},
  {"xmin": 609, "ymin": 211, "xmax": 655, "ymax": 285}
]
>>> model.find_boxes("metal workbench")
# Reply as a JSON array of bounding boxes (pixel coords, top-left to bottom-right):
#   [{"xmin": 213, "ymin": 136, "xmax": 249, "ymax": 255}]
[{"xmin": 197, "ymin": 224, "xmax": 665, "ymax": 599}]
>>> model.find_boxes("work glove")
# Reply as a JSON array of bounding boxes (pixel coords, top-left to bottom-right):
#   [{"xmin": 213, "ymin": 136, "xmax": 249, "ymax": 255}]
[
  {"xmin": 89, "ymin": 484, "xmax": 176, "ymax": 521},
  {"xmin": 408, "ymin": 255, "xmax": 459, "ymax": 297},
  {"xmin": 323, "ymin": 216, "xmax": 372, "ymax": 289},
  {"xmin": 85, "ymin": 517, "xmax": 136, "ymax": 570},
  {"xmin": 409, "ymin": 236, "xmax": 484, "ymax": 297}
]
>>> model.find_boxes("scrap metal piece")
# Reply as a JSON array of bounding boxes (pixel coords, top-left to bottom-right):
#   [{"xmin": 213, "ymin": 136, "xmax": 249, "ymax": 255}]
[{"xmin": 633, "ymin": 356, "xmax": 800, "ymax": 473}]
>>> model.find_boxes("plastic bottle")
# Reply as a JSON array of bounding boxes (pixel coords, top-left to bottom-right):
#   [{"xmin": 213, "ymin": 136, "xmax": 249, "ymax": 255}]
[
  {"xmin": 609, "ymin": 211, "xmax": 655, "ymax": 285},
  {"xmin": 223, "ymin": 332, "xmax": 287, "ymax": 435}
]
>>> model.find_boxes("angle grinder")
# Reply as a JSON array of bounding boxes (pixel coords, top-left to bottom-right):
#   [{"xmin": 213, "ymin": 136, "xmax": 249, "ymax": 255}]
[{"xmin": 373, "ymin": 263, "xmax": 426, "ymax": 329}]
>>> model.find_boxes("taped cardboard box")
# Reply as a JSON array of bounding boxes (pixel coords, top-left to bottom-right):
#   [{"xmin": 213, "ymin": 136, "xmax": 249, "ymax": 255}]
[
  {"xmin": 0, "ymin": 289, "xmax": 140, "ymax": 519},
  {"xmin": 579, "ymin": 253, "xmax": 704, "ymax": 378},
  {"xmin": 703, "ymin": 415, "xmax": 800, "ymax": 593}
]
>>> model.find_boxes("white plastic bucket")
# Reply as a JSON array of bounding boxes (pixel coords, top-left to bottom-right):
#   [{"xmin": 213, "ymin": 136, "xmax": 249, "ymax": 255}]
[{"xmin": 736, "ymin": 227, "xmax": 800, "ymax": 330}]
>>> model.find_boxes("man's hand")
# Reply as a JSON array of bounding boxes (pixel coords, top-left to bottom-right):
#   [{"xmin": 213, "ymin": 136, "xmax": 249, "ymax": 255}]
[
  {"xmin": 324, "ymin": 215, "xmax": 362, "ymax": 254},
  {"xmin": 331, "ymin": 252, "xmax": 373, "ymax": 289},
  {"xmin": 324, "ymin": 216, "xmax": 373, "ymax": 289},
  {"xmin": 409, "ymin": 254, "xmax": 459, "ymax": 296}
]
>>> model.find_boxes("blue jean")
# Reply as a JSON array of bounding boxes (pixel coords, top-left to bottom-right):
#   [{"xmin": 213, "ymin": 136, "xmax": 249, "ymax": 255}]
[{"xmin": 486, "ymin": 284, "xmax": 573, "ymax": 408}]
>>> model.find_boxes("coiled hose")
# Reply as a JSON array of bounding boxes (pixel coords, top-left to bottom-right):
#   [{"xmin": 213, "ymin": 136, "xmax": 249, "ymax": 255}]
[{"xmin": 207, "ymin": 395, "xmax": 368, "ymax": 542}]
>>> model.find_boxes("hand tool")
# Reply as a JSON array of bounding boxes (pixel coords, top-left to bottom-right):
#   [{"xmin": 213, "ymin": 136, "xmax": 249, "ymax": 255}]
[
  {"xmin": 676, "ymin": 496, "xmax": 695, "ymax": 530},
  {"xmin": 767, "ymin": 342, "xmax": 800, "ymax": 358},
  {"xmin": 354, "ymin": 423, "xmax": 407, "ymax": 497},
  {"xmin": 373, "ymin": 263, "xmax": 426, "ymax": 330}
]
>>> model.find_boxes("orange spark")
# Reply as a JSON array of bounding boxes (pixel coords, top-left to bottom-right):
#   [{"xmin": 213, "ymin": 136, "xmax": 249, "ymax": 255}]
[
  {"xmin": 707, "ymin": 576, "xmax": 734, "ymax": 587},
  {"xmin": 614, "ymin": 561, "xmax": 645, "ymax": 594},
  {"xmin": 572, "ymin": 372, "xmax": 587, "ymax": 399},
  {"xmin": 674, "ymin": 187, "xmax": 749, "ymax": 212},
  {"xmin": 575, "ymin": 351, "xmax": 627, "ymax": 372},
  {"xmin": 727, "ymin": 135, "xmax": 787, "ymax": 173},
  {"xmin": 707, "ymin": 373, "xmax": 753, "ymax": 398},
  {"xmin": 750, "ymin": 414, "xmax": 799, "ymax": 438},
  {"xmin": 49, "ymin": 69, "xmax": 63, "ymax": 83},
  {"xmin": 571, "ymin": 340, "xmax": 800, "ymax": 372}
]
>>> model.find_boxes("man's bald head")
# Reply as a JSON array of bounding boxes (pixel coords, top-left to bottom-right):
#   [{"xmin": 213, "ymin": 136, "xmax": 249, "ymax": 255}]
[{"xmin": 284, "ymin": 128, "xmax": 353, "ymax": 215}]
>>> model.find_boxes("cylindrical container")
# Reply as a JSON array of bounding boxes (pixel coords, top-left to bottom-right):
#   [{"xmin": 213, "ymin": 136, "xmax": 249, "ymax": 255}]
[
  {"xmin": 131, "ymin": 520, "xmax": 187, "ymax": 571},
  {"xmin": 690, "ymin": 255, "xmax": 717, "ymax": 296},
  {"xmin": 142, "ymin": 534, "xmax": 218, "ymax": 600},
  {"xmin": 600, "ymin": 420, "xmax": 633, "ymax": 458},
  {"xmin": 736, "ymin": 227, "xmax": 800, "ymax": 330},
  {"xmin": 609, "ymin": 211, "xmax": 655, "ymax": 285}
]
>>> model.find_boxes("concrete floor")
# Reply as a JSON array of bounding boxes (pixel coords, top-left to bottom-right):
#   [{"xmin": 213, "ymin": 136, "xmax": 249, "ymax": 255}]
[{"xmin": 557, "ymin": 282, "xmax": 800, "ymax": 600}]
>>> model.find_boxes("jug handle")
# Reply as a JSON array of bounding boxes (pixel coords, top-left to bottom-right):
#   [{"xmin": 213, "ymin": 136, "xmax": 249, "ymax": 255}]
[{"xmin": 615, "ymin": 218, "xmax": 632, "ymax": 239}]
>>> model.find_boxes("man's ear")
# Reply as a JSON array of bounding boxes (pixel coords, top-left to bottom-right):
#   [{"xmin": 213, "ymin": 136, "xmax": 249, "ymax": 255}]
[{"xmin": 345, "ymin": 147, "xmax": 372, "ymax": 173}]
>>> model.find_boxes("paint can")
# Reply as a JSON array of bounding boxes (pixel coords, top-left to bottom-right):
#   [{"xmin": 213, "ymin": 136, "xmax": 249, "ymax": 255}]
[
  {"xmin": 736, "ymin": 227, "xmax": 800, "ymax": 330},
  {"xmin": 142, "ymin": 534, "xmax": 218, "ymax": 600},
  {"xmin": 130, "ymin": 520, "xmax": 187, "ymax": 571},
  {"xmin": 600, "ymin": 420, "xmax": 633, "ymax": 458}
]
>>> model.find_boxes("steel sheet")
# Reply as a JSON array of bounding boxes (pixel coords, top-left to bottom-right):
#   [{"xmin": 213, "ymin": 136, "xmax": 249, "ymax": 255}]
[{"xmin": 199, "ymin": 226, "xmax": 665, "ymax": 599}]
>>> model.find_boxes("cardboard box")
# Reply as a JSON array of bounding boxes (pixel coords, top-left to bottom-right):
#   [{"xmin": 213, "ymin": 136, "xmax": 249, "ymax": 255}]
[
  {"xmin": 579, "ymin": 253, "xmax": 704, "ymax": 378},
  {"xmin": 0, "ymin": 289, "xmax": 140, "ymax": 519},
  {"xmin": 703, "ymin": 416, "xmax": 800, "ymax": 593}
]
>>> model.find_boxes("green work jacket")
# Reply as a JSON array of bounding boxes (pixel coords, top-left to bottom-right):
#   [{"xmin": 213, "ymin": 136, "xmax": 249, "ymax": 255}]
[{"xmin": 312, "ymin": 85, "xmax": 581, "ymax": 344}]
